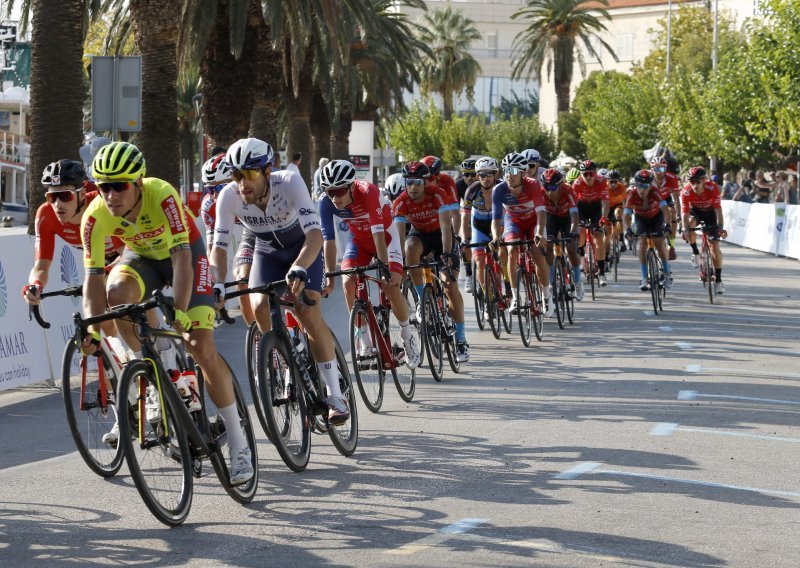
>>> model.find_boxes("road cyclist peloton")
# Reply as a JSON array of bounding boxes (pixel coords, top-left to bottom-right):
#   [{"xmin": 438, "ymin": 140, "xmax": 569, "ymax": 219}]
[
  {"xmin": 650, "ymin": 155, "xmax": 680, "ymax": 260},
  {"xmin": 80, "ymin": 141, "xmax": 254, "ymax": 485},
  {"xmin": 318, "ymin": 159, "xmax": 421, "ymax": 369},
  {"xmin": 208, "ymin": 137, "xmax": 351, "ymax": 425},
  {"xmin": 491, "ymin": 151, "xmax": 554, "ymax": 317},
  {"xmin": 622, "ymin": 169, "xmax": 674, "ymax": 291},
  {"xmin": 455, "ymin": 158, "xmax": 477, "ymax": 293},
  {"xmin": 572, "ymin": 159, "xmax": 611, "ymax": 287},
  {"xmin": 392, "ymin": 160, "xmax": 470, "ymax": 362},
  {"xmin": 199, "ymin": 152, "xmax": 256, "ymax": 326},
  {"xmin": 539, "ymin": 168, "xmax": 583, "ymax": 301},
  {"xmin": 680, "ymin": 166, "xmax": 727, "ymax": 294}
]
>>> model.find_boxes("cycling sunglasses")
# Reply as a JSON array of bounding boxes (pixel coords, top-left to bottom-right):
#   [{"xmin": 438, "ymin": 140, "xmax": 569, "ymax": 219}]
[
  {"xmin": 582, "ymin": 171, "xmax": 596, "ymax": 177},
  {"xmin": 405, "ymin": 178, "xmax": 425, "ymax": 186},
  {"xmin": 326, "ymin": 185, "xmax": 350, "ymax": 198},
  {"xmin": 97, "ymin": 181, "xmax": 133, "ymax": 193},
  {"xmin": 231, "ymin": 169, "xmax": 262, "ymax": 182},
  {"xmin": 543, "ymin": 184, "xmax": 560, "ymax": 192},
  {"xmin": 477, "ymin": 172, "xmax": 495, "ymax": 179},
  {"xmin": 504, "ymin": 166, "xmax": 523, "ymax": 176},
  {"xmin": 462, "ymin": 172, "xmax": 477, "ymax": 177},
  {"xmin": 653, "ymin": 166, "xmax": 667, "ymax": 173},
  {"xmin": 45, "ymin": 189, "xmax": 80, "ymax": 203},
  {"xmin": 635, "ymin": 182, "xmax": 651, "ymax": 189},
  {"xmin": 204, "ymin": 183, "xmax": 226, "ymax": 194}
]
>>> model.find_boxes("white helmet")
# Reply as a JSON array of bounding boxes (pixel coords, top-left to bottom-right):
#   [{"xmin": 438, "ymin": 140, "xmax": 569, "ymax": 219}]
[
  {"xmin": 383, "ymin": 172, "xmax": 405, "ymax": 200},
  {"xmin": 224, "ymin": 138, "xmax": 274, "ymax": 170},
  {"xmin": 521, "ymin": 148, "xmax": 540, "ymax": 166},
  {"xmin": 320, "ymin": 159, "xmax": 357, "ymax": 189},
  {"xmin": 202, "ymin": 153, "xmax": 232, "ymax": 185},
  {"xmin": 502, "ymin": 152, "xmax": 528, "ymax": 169},
  {"xmin": 475, "ymin": 156, "xmax": 499, "ymax": 173}
]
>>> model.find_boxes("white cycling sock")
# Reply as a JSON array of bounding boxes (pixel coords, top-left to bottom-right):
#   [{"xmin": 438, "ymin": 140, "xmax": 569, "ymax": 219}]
[
  {"xmin": 511, "ymin": 288, "xmax": 518, "ymax": 302},
  {"xmin": 358, "ymin": 325, "xmax": 373, "ymax": 348},
  {"xmin": 218, "ymin": 403, "xmax": 247, "ymax": 451},
  {"xmin": 543, "ymin": 285, "xmax": 551, "ymax": 299},
  {"xmin": 399, "ymin": 319, "xmax": 411, "ymax": 340},
  {"xmin": 317, "ymin": 359, "xmax": 343, "ymax": 399}
]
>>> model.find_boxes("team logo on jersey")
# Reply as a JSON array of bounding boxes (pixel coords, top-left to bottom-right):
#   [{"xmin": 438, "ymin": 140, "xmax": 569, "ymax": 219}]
[
  {"xmin": 83, "ymin": 217, "xmax": 95, "ymax": 259},
  {"xmin": 161, "ymin": 196, "xmax": 185, "ymax": 235}
]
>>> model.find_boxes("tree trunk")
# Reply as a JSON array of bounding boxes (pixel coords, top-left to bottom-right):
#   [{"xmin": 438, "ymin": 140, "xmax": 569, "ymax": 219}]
[
  {"xmin": 200, "ymin": 0, "xmax": 261, "ymax": 149},
  {"xmin": 248, "ymin": 22, "xmax": 283, "ymax": 147},
  {"xmin": 309, "ymin": 86, "xmax": 331, "ymax": 168},
  {"xmin": 129, "ymin": 0, "xmax": 181, "ymax": 187},
  {"xmin": 330, "ymin": 107, "xmax": 352, "ymax": 161},
  {"xmin": 27, "ymin": 0, "xmax": 85, "ymax": 233},
  {"xmin": 282, "ymin": 52, "xmax": 314, "ymax": 186}
]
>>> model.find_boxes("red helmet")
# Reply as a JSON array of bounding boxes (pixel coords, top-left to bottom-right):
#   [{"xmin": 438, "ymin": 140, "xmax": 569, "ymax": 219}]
[
  {"xmin": 650, "ymin": 156, "xmax": 668, "ymax": 169},
  {"xmin": 541, "ymin": 168, "xmax": 564, "ymax": 189},
  {"xmin": 403, "ymin": 161, "xmax": 431, "ymax": 180},
  {"xmin": 421, "ymin": 155, "xmax": 443, "ymax": 175},
  {"xmin": 688, "ymin": 166, "xmax": 707, "ymax": 181},
  {"xmin": 633, "ymin": 169, "xmax": 654, "ymax": 186},
  {"xmin": 579, "ymin": 159, "xmax": 597, "ymax": 172}
]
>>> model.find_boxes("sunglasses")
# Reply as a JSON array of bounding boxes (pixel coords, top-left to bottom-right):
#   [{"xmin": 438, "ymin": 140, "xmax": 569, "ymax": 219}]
[
  {"xmin": 544, "ymin": 184, "xmax": 560, "ymax": 192},
  {"xmin": 405, "ymin": 178, "xmax": 425, "ymax": 186},
  {"xmin": 478, "ymin": 172, "xmax": 495, "ymax": 179},
  {"xmin": 98, "ymin": 181, "xmax": 133, "ymax": 193},
  {"xmin": 608, "ymin": 179, "xmax": 619, "ymax": 184},
  {"xmin": 462, "ymin": 172, "xmax": 477, "ymax": 177},
  {"xmin": 527, "ymin": 164, "xmax": 539, "ymax": 169},
  {"xmin": 45, "ymin": 189, "xmax": 80, "ymax": 203},
  {"xmin": 231, "ymin": 169, "xmax": 262, "ymax": 182},
  {"xmin": 583, "ymin": 171, "xmax": 596, "ymax": 177},
  {"xmin": 653, "ymin": 166, "xmax": 667, "ymax": 173},
  {"xmin": 504, "ymin": 167, "xmax": 522, "ymax": 176},
  {"xmin": 326, "ymin": 186, "xmax": 350, "ymax": 198},
  {"xmin": 635, "ymin": 183, "xmax": 651, "ymax": 189},
  {"xmin": 204, "ymin": 183, "xmax": 226, "ymax": 195}
]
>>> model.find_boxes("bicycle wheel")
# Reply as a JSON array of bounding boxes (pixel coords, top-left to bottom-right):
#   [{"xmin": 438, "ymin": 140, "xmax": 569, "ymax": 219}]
[
  {"xmin": 421, "ymin": 284, "xmax": 444, "ymax": 382},
  {"xmin": 704, "ymin": 247, "xmax": 715, "ymax": 304},
  {"xmin": 472, "ymin": 264, "xmax": 486, "ymax": 331},
  {"xmin": 442, "ymin": 298, "xmax": 460, "ymax": 374},
  {"xmin": 565, "ymin": 263, "xmax": 576, "ymax": 325},
  {"xmin": 647, "ymin": 249, "xmax": 660, "ymax": 314},
  {"xmin": 402, "ymin": 277, "xmax": 424, "ymax": 366},
  {"xmin": 244, "ymin": 322, "xmax": 272, "ymax": 442},
  {"xmin": 531, "ymin": 271, "xmax": 544, "ymax": 342},
  {"xmin": 327, "ymin": 332, "xmax": 359, "ymax": 456},
  {"xmin": 388, "ymin": 295, "xmax": 417, "ymax": 402},
  {"xmin": 657, "ymin": 259, "xmax": 666, "ymax": 312},
  {"xmin": 587, "ymin": 241, "xmax": 597, "ymax": 301},
  {"xmin": 553, "ymin": 259, "xmax": 566, "ymax": 330},
  {"xmin": 484, "ymin": 268, "xmax": 501, "ymax": 340},
  {"xmin": 61, "ymin": 341, "xmax": 124, "ymax": 478},
  {"xmin": 202, "ymin": 358, "xmax": 259, "ymax": 504},
  {"xmin": 516, "ymin": 268, "xmax": 533, "ymax": 346},
  {"xmin": 501, "ymin": 289, "xmax": 513, "ymax": 335},
  {"xmin": 613, "ymin": 238, "xmax": 620, "ymax": 282},
  {"xmin": 349, "ymin": 302, "xmax": 385, "ymax": 413},
  {"xmin": 257, "ymin": 331, "xmax": 311, "ymax": 472},
  {"xmin": 118, "ymin": 360, "xmax": 193, "ymax": 526}
]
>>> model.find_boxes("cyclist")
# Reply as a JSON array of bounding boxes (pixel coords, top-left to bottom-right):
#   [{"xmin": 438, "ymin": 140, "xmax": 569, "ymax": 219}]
[
  {"xmin": 565, "ymin": 168, "xmax": 581, "ymax": 186},
  {"xmin": 681, "ymin": 166, "xmax": 726, "ymax": 294},
  {"xmin": 199, "ymin": 153, "xmax": 256, "ymax": 326},
  {"xmin": 606, "ymin": 169, "xmax": 628, "ymax": 255},
  {"xmin": 539, "ymin": 168, "xmax": 583, "ymax": 301},
  {"xmin": 393, "ymin": 161, "xmax": 470, "ymax": 362},
  {"xmin": 573, "ymin": 159, "xmax": 611, "ymax": 286},
  {"xmin": 319, "ymin": 159, "xmax": 420, "ymax": 369},
  {"xmin": 491, "ymin": 152, "xmax": 553, "ymax": 317},
  {"xmin": 455, "ymin": 158, "xmax": 478, "ymax": 293},
  {"xmin": 521, "ymin": 148, "xmax": 541, "ymax": 180},
  {"xmin": 81, "ymin": 141, "xmax": 254, "ymax": 485},
  {"xmin": 422, "ymin": 155, "xmax": 460, "ymax": 235},
  {"xmin": 23, "ymin": 160, "xmax": 123, "ymax": 306},
  {"xmin": 209, "ymin": 138, "xmax": 350, "ymax": 425},
  {"xmin": 651, "ymin": 156, "xmax": 680, "ymax": 259},
  {"xmin": 623, "ymin": 169, "xmax": 673, "ymax": 291},
  {"xmin": 460, "ymin": 156, "xmax": 498, "ymax": 316},
  {"xmin": 383, "ymin": 172, "xmax": 405, "ymax": 203}
]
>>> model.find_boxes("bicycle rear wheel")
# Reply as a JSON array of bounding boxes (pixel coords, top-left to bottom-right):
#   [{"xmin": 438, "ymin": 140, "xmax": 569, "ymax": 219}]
[
  {"xmin": 349, "ymin": 302, "xmax": 385, "ymax": 413},
  {"xmin": 118, "ymin": 360, "xmax": 193, "ymax": 526},
  {"xmin": 531, "ymin": 271, "xmax": 544, "ymax": 342},
  {"xmin": 472, "ymin": 264, "xmax": 486, "ymax": 331},
  {"xmin": 61, "ymin": 341, "xmax": 124, "ymax": 478},
  {"xmin": 565, "ymin": 267, "xmax": 576, "ymax": 325},
  {"xmin": 647, "ymin": 249, "xmax": 660, "ymax": 314},
  {"xmin": 516, "ymin": 268, "xmax": 533, "ymax": 346},
  {"xmin": 257, "ymin": 331, "xmax": 311, "ymax": 472},
  {"xmin": 244, "ymin": 322, "xmax": 272, "ymax": 442},
  {"xmin": 704, "ymin": 247, "xmax": 715, "ymax": 304},
  {"xmin": 484, "ymin": 269, "xmax": 501, "ymax": 339},
  {"xmin": 328, "ymin": 332, "xmax": 359, "ymax": 456},
  {"xmin": 402, "ymin": 277, "xmax": 424, "ymax": 367},
  {"xmin": 553, "ymin": 259, "xmax": 566, "ymax": 329},
  {"xmin": 613, "ymin": 238, "xmax": 620, "ymax": 282},
  {"xmin": 388, "ymin": 295, "xmax": 417, "ymax": 402},
  {"xmin": 587, "ymin": 241, "xmax": 597, "ymax": 301},
  {"xmin": 422, "ymin": 284, "xmax": 444, "ymax": 382}
]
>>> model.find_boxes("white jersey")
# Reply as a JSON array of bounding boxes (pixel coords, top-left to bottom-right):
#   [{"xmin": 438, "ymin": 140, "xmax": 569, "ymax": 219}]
[{"xmin": 213, "ymin": 170, "xmax": 320, "ymax": 253}]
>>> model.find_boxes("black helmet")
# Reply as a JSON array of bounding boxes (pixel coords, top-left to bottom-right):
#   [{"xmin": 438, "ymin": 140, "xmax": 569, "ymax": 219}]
[
  {"xmin": 42, "ymin": 160, "xmax": 87, "ymax": 188},
  {"xmin": 403, "ymin": 161, "xmax": 430, "ymax": 180},
  {"xmin": 688, "ymin": 166, "xmax": 707, "ymax": 181},
  {"xmin": 541, "ymin": 168, "xmax": 564, "ymax": 189},
  {"xmin": 460, "ymin": 158, "xmax": 477, "ymax": 173},
  {"xmin": 607, "ymin": 169, "xmax": 622, "ymax": 181},
  {"xmin": 421, "ymin": 156, "xmax": 443, "ymax": 176},
  {"xmin": 579, "ymin": 159, "xmax": 597, "ymax": 172},
  {"xmin": 633, "ymin": 169, "xmax": 654, "ymax": 186}
]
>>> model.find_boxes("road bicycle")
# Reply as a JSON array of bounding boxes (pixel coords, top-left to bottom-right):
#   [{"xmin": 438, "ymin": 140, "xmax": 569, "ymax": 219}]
[
  {"xmin": 470, "ymin": 243, "xmax": 511, "ymax": 340},
  {"xmin": 469, "ymin": 258, "xmax": 485, "ymax": 331},
  {"xmin": 607, "ymin": 231, "xmax": 622, "ymax": 283},
  {"xmin": 326, "ymin": 261, "xmax": 417, "ymax": 413},
  {"xmin": 551, "ymin": 237, "xmax": 576, "ymax": 329},
  {"xmin": 223, "ymin": 280, "xmax": 358, "ymax": 472},
  {"xmin": 690, "ymin": 224, "xmax": 724, "ymax": 304},
  {"xmin": 639, "ymin": 230, "xmax": 668, "ymax": 314},
  {"xmin": 499, "ymin": 239, "xmax": 544, "ymax": 347},
  {"xmin": 579, "ymin": 221, "xmax": 602, "ymax": 301},
  {"xmin": 94, "ymin": 291, "xmax": 259, "ymax": 526}
]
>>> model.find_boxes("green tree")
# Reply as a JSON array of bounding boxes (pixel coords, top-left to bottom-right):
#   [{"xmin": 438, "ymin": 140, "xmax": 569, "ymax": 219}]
[
  {"xmin": 511, "ymin": 0, "xmax": 617, "ymax": 114},
  {"xmin": 415, "ymin": 6, "xmax": 482, "ymax": 120},
  {"xmin": 483, "ymin": 112, "xmax": 556, "ymax": 161},
  {"xmin": 388, "ymin": 101, "xmax": 445, "ymax": 162}
]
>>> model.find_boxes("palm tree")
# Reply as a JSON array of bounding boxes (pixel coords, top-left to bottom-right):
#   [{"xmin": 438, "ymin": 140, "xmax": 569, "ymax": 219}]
[
  {"xmin": 9, "ymin": 0, "xmax": 87, "ymax": 232},
  {"xmin": 511, "ymin": 0, "xmax": 617, "ymax": 114},
  {"xmin": 176, "ymin": 65, "xmax": 201, "ymax": 191},
  {"xmin": 415, "ymin": 6, "xmax": 482, "ymax": 120}
]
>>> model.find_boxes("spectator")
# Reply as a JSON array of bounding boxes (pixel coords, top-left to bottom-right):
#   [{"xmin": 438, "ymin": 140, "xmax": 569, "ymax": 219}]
[
  {"xmin": 312, "ymin": 157, "xmax": 329, "ymax": 201},
  {"xmin": 788, "ymin": 173, "xmax": 799, "ymax": 205},
  {"xmin": 774, "ymin": 171, "xmax": 798, "ymax": 205},
  {"xmin": 721, "ymin": 172, "xmax": 739, "ymax": 200},
  {"xmin": 753, "ymin": 170, "xmax": 773, "ymax": 203},
  {"xmin": 286, "ymin": 152, "xmax": 302, "ymax": 176},
  {"xmin": 273, "ymin": 152, "xmax": 282, "ymax": 169}
]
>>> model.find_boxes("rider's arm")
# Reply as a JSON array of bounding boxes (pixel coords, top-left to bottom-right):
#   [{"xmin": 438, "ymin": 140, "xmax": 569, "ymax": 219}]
[
  {"xmin": 535, "ymin": 210, "xmax": 547, "ymax": 237},
  {"xmin": 601, "ymin": 198, "xmax": 610, "ymax": 218},
  {"xmin": 289, "ymin": 179, "xmax": 324, "ymax": 270},
  {"xmin": 82, "ymin": 272, "xmax": 106, "ymax": 334},
  {"xmin": 569, "ymin": 209, "xmax": 580, "ymax": 234},
  {"xmin": 27, "ymin": 260, "xmax": 51, "ymax": 290},
  {"xmin": 623, "ymin": 208, "xmax": 633, "ymax": 231},
  {"xmin": 439, "ymin": 209, "xmax": 453, "ymax": 254},
  {"xmin": 210, "ymin": 187, "xmax": 239, "ymax": 284},
  {"xmin": 491, "ymin": 184, "xmax": 505, "ymax": 241},
  {"xmin": 170, "ymin": 247, "xmax": 193, "ymax": 312},
  {"xmin": 459, "ymin": 207, "xmax": 471, "ymax": 243},
  {"xmin": 715, "ymin": 206, "xmax": 724, "ymax": 229}
]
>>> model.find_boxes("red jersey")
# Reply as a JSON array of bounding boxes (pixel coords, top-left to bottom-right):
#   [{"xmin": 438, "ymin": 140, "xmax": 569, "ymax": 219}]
[
  {"xmin": 543, "ymin": 185, "xmax": 578, "ymax": 218},
  {"xmin": 491, "ymin": 178, "xmax": 547, "ymax": 224},
  {"xmin": 681, "ymin": 181, "xmax": 721, "ymax": 214},
  {"xmin": 654, "ymin": 172, "xmax": 680, "ymax": 200},
  {"xmin": 320, "ymin": 180, "xmax": 393, "ymax": 246},
  {"xmin": 434, "ymin": 173, "xmax": 458, "ymax": 204},
  {"xmin": 625, "ymin": 188, "xmax": 664, "ymax": 219},
  {"xmin": 392, "ymin": 186, "xmax": 455, "ymax": 232},
  {"xmin": 201, "ymin": 189, "xmax": 242, "ymax": 242},
  {"xmin": 34, "ymin": 190, "xmax": 122, "ymax": 261},
  {"xmin": 573, "ymin": 177, "xmax": 610, "ymax": 202}
]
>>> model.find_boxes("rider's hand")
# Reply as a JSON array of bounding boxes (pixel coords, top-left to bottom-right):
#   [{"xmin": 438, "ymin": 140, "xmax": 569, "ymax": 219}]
[
  {"xmin": 600, "ymin": 216, "xmax": 610, "ymax": 226},
  {"xmin": 171, "ymin": 309, "xmax": 192, "ymax": 334},
  {"xmin": 389, "ymin": 270, "xmax": 402, "ymax": 287},
  {"xmin": 719, "ymin": 228, "xmax": 728, "ymax": 239},
  {"xmin": 80, "ymin": 330, "xmax": 101, "ymax": 356},
  {"xmin": 624, "ymin": 228, "xmax": 634, "ymax": 239},
  {"xmin": 286, "ymin": 264, "xmax": 308, "ymax": 296},
  {"xmin": 21, "ymin": 281, "xmax": 43, "ymax": 306},
  {"xmin": 322, "ymin": 276, "xmax": 335, "ymax": 298},
  {"xmin": 663, "ymin": 223, "xmax": 672, "ymax": 236},
  {"xmin": 212, "ymin": 282, "xmax": 226, "ymax": 310}
]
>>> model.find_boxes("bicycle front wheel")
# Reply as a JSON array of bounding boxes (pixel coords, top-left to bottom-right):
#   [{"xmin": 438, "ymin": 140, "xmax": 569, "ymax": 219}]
[
  {"xmin": 613, "ymin": 239, "xmax": 620, "ymax": 282},
  {"xmin": 704, "ymin": 248, "xmax": 715, "ymax": 304},
  {"xmin": 257, "ymin": 331, "xmax": 311, "ymax": 472},
  {"xmin": 245, "ymin": 322, "xmax": 271, "ymax": 442},
  {"xmin": 422, "ymin": 285, "xmax": 444, "ymax": 382},
  {"xmin": 516, "ymin": 268, "xmax": 533, "ymax": 347},
  {"xmin": 531, "ymin": 271, "xmax": 544, "ymax": 342},
  {"xmin": 647, "ymin": 249, "xmax": 660, "ymax": 314},
  {"xmin": 472, "ymin": 264, "xmax": 486, "ymax": 331},
  {"xmin": 553, "ymin": 259, "xmax": 566, "ymax": 329},
  {"xmin": 328, "ymin": 332, "xmax": 359, "ymax": 456},
  {"xmin": 587, "ymin": 242, "xmax": 597, "ymax": 301},
  {"xmin": 388, "ymin": 296, "xmax": 417, "ymax": 402},
  {"xmin": 61, "ymin": 340, "xmax": 124, "ymax": 478},
  {"xmin": 118, "ymin": 360, "xmax": 193, "ymax": 526},
  {"xmin": 349, "ymin": 302, "xmax": 385, "ymax": 413},
  {"xmin": 484, "ymin": 268, "xmax": 501, "ymax": 340}
]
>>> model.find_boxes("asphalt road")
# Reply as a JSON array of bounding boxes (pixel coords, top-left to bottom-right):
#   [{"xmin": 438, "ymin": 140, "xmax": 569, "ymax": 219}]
[{"xmin": 1, "ymin": 242, "xmax": 798, "ymax": 567}]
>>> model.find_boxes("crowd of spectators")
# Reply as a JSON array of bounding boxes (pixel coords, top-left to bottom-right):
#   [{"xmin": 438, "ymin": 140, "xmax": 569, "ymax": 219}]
[{"xmin": 722, "ymin": 169, "xmax": 798, "ymax": 205}]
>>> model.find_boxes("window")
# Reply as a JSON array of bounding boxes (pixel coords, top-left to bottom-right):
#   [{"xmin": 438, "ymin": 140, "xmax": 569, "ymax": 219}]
[
  {"xmin": 616, "ymin": 33, "xmax": 634, "ymax": 62},
  {"xmin": 486, "ymin": 32, "xmax": 497, "ymax": 57}
]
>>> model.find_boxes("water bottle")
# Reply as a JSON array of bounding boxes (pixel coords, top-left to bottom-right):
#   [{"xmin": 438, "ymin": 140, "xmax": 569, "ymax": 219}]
[{"xmin": 180, "ymin": 369, "xmax": 201, "ymax": 412}]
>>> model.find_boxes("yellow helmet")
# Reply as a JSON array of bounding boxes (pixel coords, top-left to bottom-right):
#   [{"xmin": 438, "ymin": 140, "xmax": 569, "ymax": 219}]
[{"xmin": 92, "ymin": 141, "xmax": 146, "ymax": 182}]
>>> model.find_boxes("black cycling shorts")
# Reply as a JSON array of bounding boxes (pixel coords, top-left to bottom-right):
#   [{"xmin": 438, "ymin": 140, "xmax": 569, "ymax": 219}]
[
  {"xmin": 634, "ymin": 211, "xmax": 665, "ymax": 236},
  {"xmin": 408, "ymin": 227, "xmax": 461, "ymax": 272},
  {"xmin": 545, "ymin": 214, "xmax": 572, "ymax": 242},
  {"xmin": 577, "ymin": 200, "xmax": 603, "ymax": 226}
]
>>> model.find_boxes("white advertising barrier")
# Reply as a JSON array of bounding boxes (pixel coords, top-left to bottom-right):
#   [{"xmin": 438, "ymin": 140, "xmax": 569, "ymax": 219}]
[{"xmin": 721, "ymin": 201, "xmax": 800, "ymax": 259}]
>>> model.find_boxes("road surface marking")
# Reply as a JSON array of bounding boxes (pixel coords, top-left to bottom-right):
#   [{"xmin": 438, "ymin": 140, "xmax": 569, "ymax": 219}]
[
  {"xmin": 659, "ymin": 326, "xmax": 673, "ymax": 332},
  {"xmin": 685, "ymin": 364, "xmax": 800, "ymax": 380},
  {"xmin": 677, "ymin": 390, "xmax": 800, "ymax": 406},
  {"xmin": 0, "ymin": 453, "xmax": 75, "ymax": 475},
  {"xmin": 650, "ymin": 422, "xmax": 678, "ymax": 436},
  {"xmin": 643, "ymin": 311, "xmax": 654, "ymax": 316},
  {"xmin": 676, "ymin": 342, "xmax": 693, "ymax": 350},
  {"xmin": 650, "ymin": 422, "xmax": 800, "ymax": 443},
  {"xmin": 553, "ymin": 462, "xmax": 601, "ymax": 480},
  {"xmin": 387, "ymin": 518, "xmax": 488, "ymax": 555}
]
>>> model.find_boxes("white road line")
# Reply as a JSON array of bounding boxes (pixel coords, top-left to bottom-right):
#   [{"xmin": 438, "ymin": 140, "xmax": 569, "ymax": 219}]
[
  {"xmin": 387, "ymin": 518, "xmax": 487, "ymax": 555},
  {"xmin": 553, "ymin": 462, "xmax": 601, "ymax": 480},
  {"xmin": 659, "ymin": 325, "xmax": 673, "ymax": 332},
  {"xmin": 676, "ymin": 342, "xmax": 693, "ymax": 350},
  {"xmin": 650, "ymin": 422, "xmax": 678, "ymax": 436},
  {"xmin": 675, "ymin": 326, "xmax": 800, "ymax": 340},
  {"xmin": 643, "ymin": 311, "xmax": 654, "ymax": 316},
  {"xmin": 650, "ymin": 422, "xmax": 800, "ymax": 443},
  {"xmin": 684, "ymin": 365, "xmax": 800, "ymax": 380},
  {"xmin": 677, "ymin": 390, "xmax": 800, "ymax": 406}
]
